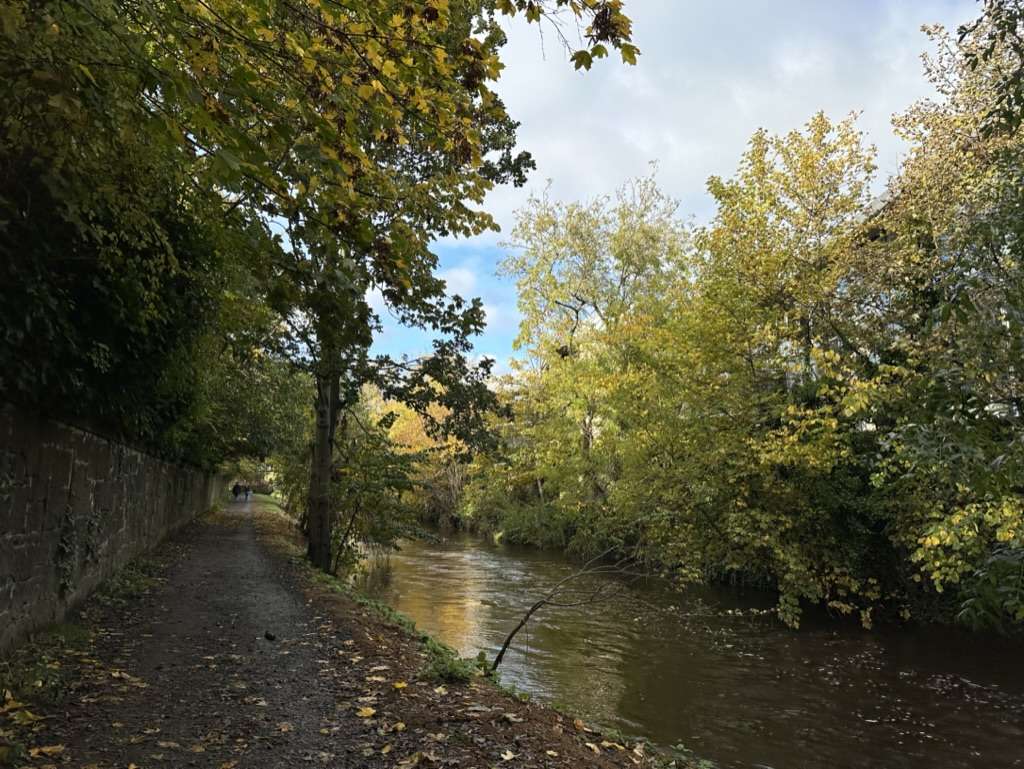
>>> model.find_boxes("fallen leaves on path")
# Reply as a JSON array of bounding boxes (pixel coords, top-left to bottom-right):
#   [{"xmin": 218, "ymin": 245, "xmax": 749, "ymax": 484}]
[
  {"xmin": 28, "ymin": 743, "xmax": 65, "ymax": 757},
  {"xmin": 9, "ymin": 708, "xmax": 43, "ymax": 725}
]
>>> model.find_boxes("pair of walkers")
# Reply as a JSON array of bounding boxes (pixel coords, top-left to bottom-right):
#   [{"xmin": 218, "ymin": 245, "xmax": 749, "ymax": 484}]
[{"xmin": 231, "ymin": 482, "xmax": 252, "ymax": 501}]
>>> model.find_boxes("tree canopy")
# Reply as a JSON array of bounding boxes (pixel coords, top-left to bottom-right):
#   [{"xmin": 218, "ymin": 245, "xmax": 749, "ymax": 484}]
[{"xmin": 460, "ymin": 21, "xmax": 1024, "ymax": 630}]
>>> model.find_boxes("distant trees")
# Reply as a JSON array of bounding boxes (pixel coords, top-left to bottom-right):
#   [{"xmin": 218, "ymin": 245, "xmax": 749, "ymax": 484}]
[
  {"xmin": 464, "ymin": 22, "xmax": 1024, "ymax": 630},
  {"xmin": 270, "ymin": 386, "xmax": 471, "ymax": 575}
]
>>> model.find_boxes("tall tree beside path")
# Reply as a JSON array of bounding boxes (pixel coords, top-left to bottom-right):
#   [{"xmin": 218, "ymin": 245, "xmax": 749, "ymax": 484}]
[{"xmin": 1, "ymin": 0, "xmax": 636, "ymax": 568}]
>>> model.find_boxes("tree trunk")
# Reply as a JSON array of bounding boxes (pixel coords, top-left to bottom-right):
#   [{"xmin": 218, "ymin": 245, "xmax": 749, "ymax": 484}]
[{"xmin": 308, "ymin": 373, "xmax": 338, "ymax": 571}]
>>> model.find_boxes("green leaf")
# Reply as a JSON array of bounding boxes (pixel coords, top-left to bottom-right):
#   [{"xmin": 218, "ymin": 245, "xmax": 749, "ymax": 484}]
[{"xmin": 571, "ymin": 50, "xmax": 592, "ymax": 71}]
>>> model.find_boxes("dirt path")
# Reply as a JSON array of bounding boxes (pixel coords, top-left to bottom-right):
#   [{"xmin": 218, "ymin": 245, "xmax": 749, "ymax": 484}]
[
  {"xmin": 3, "ymin": 501, "xmax": 671, "ymax": 769},
  {"xmin": 36, "ymin": 501, "xmax": 353, "ymax": 767}
]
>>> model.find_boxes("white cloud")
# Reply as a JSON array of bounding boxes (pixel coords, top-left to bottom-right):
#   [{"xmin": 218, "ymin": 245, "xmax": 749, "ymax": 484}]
[
  {"xmin": 439, "ymin": 266, "xmax": 478, "ymax": 298},
  {"xmin": 482, "ymin": 302, "xmax": 521, "ymax": 334},
  {"xmin": 472, "ymin": 0, "xmax": 977, "ymax": 236},
  {"xmin": 366, "ymin": 287, "xmax": 387, "ymax": 315}
]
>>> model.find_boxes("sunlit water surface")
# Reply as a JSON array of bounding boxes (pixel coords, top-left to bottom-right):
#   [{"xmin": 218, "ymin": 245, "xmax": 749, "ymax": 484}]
[{"xmin": 357, "ymin": 534, "xmax": 1024, "ymax": 769}]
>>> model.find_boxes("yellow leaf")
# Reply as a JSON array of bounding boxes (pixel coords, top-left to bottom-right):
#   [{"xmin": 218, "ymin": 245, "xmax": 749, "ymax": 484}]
[
  {"xmin": 356, "ymin": 706, "xmax": 376, "ymax": 718},
  {"xmin": 29, "ymin": 744, "xmax": 65, "ymax": 757},
  {"xmin": 0, "ymin": 691, "xmax": 23, "ymax": 713},
  {"xmin": 392, "ymin": 681, "xmax": 408, "ymax": 689},
  {"xmin": 11, "ymin": 709, "xmax": 42, "ymax": 724}
]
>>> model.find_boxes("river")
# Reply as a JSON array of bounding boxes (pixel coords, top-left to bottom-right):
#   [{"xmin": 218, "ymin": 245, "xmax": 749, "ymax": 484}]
[{"xmin": 356, "ymin": 533, "xmax": 1024, "ymax": 769}]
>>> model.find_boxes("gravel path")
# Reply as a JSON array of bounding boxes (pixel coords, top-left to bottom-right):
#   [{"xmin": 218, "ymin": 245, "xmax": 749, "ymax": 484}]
[{"xmin": 37, "ymin": 501, "xmax": 354, "ymax": 767}]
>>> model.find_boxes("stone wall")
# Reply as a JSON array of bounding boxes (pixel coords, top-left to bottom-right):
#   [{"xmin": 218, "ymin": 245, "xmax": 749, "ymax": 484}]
[{"xmin": 0, "ymin": 405, "xmax": 226, "ymax": 652}]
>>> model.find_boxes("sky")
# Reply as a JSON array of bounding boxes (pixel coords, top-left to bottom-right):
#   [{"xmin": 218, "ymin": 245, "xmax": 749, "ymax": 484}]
[{"xmin": 372, "ymin": 0, "xmax": 979, "ymax": 370}]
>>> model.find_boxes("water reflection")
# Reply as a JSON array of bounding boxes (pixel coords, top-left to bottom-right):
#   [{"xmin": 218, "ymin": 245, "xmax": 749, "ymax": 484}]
[
  {"xmin": 363, "ymin": 549, "xmax": 489, "ymax": 650},
  {"xmin": 357, "ymin": 534, "xmax": 1024, "ymax": 769}
]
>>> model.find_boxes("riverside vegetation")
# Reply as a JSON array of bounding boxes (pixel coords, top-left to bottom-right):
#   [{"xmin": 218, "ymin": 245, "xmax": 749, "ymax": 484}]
[
  {"xmin": 276, "ymin": 15, "xmax": 1024, "ymax": 633},
  {"xmin": 286, "ymin": 15, "xmax": 1024, "ymax": 633}
]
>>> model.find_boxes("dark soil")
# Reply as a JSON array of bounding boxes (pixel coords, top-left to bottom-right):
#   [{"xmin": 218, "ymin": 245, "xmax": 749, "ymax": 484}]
[{"xmin": 0, "ymin": 501, "xmax": 669, "ymax": 769}]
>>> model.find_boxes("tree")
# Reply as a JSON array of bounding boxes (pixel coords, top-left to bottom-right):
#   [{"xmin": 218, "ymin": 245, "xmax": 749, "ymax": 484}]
[
  {"xmin": 236, "ymin": 0, "xmax": 639, "ymax": 571},
  {"xmin": 960, "ymin": 0, "xmax": 1024, "ymax": 133},
  {"xmin": 873, "ymin": 22, "xmax": 1024, "ymax": 626},
  {"xmin": 1, "ymin": 0, "xmax": 637, "ymax": 568},
  {"xmin": 468, "ymin": 37, "xmax": 1024, "ymax": 629},
  {"xmin": 0, "ymin": 0, "xmax": 306, "ymax": 465}
]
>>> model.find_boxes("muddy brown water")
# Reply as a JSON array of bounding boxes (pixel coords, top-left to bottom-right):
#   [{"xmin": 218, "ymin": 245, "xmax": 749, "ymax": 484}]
[{"xmin": 357, "ymin": 533, "xmax": 1024, "ymax": 769}]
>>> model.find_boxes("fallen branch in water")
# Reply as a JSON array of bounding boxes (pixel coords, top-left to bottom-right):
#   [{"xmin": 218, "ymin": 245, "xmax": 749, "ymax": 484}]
[{"xmin": 490, "ymin": 548, "xmax": 642, "ymax": 672}]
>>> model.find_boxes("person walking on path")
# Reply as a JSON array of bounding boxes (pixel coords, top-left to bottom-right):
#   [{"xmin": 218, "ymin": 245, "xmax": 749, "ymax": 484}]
[{"xmin": 231, "ymin": 482, "xmax": 242, "ymax": 501}]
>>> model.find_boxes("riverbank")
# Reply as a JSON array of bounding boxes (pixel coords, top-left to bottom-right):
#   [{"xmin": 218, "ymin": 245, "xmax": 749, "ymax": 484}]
[
  {"xmin": 355, "ymin": 527, "xmax": 1024, "ymax": 769},
  {"xmin": 0, "ymin": 498, "xmax": 684, "ymax": 768}
]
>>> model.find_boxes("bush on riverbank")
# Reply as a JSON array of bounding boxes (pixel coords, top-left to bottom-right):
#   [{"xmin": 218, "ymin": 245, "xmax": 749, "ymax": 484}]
[{"xmin": 456, "ymin": 24, "xmax": 1024, "ymax": 632}]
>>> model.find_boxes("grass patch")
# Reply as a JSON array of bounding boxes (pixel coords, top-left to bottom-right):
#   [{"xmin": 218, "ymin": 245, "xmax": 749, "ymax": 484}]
[
  {"xmin": 419, "ymin": 635, "xmax": 476, "ymax": 684},
  {"xmin": 496, "ymin": 679, "xmax": 532, "ymax": 702},
  {"xmin": 351, "ymin": 593, "xmax": 418, "ymax": 635},
  {"xmin": 1, "ymin": 555, "xmax": 163, "ymax": 712},
  {"xmin": 248, "ymin": 493, "xmax": 286, "ymax": 515},
  {"xmin": 93, "ymin": 557, "xmax": 162, "ymax": 608},
  {"xmin": 0, "ymin": 622, "xmax": 91, "ymax": 711}
]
